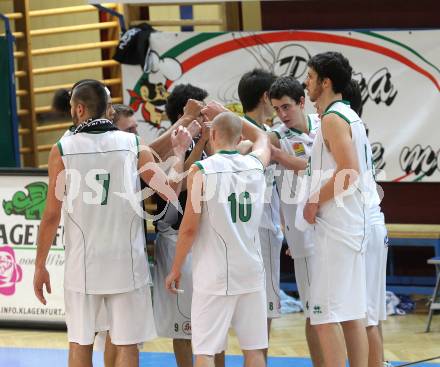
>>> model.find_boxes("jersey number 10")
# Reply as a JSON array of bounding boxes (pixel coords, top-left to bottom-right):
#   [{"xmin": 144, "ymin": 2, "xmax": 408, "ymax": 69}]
[{"xmin": 228, "ymin": 192, "xmax": 252, "ymax": 223}]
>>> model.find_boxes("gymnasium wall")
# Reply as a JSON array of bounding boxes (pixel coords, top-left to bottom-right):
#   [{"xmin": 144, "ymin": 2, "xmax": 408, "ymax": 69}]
[
  {"xmin": 260, "ymin": 0, "xmax": 440, "ymax": 30},
  {"xmin": 147, "ymin": 4, "xmax": 224, "ymax": 32},
  {"xmin": 28, "ymin": 0, "xmax": 103, "ymax": 109},
  {"xmin": 0, "ymin": 0, "xmax": 104, "ymax": 109}
]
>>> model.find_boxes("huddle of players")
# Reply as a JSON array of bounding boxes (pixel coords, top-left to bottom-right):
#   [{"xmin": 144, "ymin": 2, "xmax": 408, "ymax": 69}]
[
  {"xmin": 158, "ymin": 51, "xmax": 388, "ymax": 367},
  {"xmin": 34, "ymin": 50, "xmax": 387, "ymax": 367}
]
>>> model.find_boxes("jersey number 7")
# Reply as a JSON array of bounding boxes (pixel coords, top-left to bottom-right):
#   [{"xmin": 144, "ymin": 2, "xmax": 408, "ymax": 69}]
[{"xmin": 95, "ymin": 173, "xmax": 110, "ymax": 205}]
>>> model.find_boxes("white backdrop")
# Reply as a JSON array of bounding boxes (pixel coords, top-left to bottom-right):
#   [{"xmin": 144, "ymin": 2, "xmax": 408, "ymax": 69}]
[{"xmin": 122, "ymin": 30, "xmax": 440, "ymax": 182}]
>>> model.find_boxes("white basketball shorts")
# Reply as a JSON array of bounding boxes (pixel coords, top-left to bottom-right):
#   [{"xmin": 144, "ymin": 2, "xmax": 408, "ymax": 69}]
[
  {"xmin": 309, "ymin": 223, "xmax": 367, "ymax": 325},
  {"xmin": 294, "ymin": 256, "xmax": 313, "ymax": 318},
  {"xmin": 191, "ymin": 290, "xmax": 268, "ymax": 355},
  {"xmin": 365, "ymin": 223, "xmax": 388, "ymax": 326},
  {"xmin": 153, "ymin": 232, "xmax": 193, "ymax": 339},
  {"xmin": 64, "ymin": 286, "xmax": 156, "ymax": 345},
  {"xmin": 259, "ymin": 227, "xmax": 283, "ymax": 318}
]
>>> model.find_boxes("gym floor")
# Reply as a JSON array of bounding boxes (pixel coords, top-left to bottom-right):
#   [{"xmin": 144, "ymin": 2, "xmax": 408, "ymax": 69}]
[{"xmin": 1, "ymin": 313, "xmax": 439, "ymax": 366}]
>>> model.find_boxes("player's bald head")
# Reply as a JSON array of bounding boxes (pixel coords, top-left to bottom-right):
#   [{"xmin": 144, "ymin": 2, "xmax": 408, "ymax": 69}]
[{"xmin": 211, "ymin": 111, "xmax": 242, "ymax": 144}]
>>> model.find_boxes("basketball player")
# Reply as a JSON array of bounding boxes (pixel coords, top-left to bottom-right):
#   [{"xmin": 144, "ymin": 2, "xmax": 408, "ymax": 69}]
[
  {"xmin": 303, "ymin": 52, "xmax": 371, "ymax": 367},
  {"xmin": 199, "ymin": 74, "xmax": 307, "ymax": 358},
  {"xmin": 343, "ymin": 80, "xmax": 389, "ymax": 367},
  {"xmin": 55, "ymin": 89, "xmax": 137, "ymax": 367},
  {"xmin": 153, "ymin": 84, "xmax": 225, "ymax": 367},
  {"xmin": 93, "ymin": 103, "xmax": 138, "ymax": 367},
  {"xmin": 53, "ymin": 79, "xmax": 115, "ymax": 136},
  {"xmin": 33, "ymin": 79, "xmax": 192, "ymax": 367},
  {"xmin": 165, "ymin": 111, "xmax": 271, "ymax": 367},
  {"xmin": 112, "ymin": 104, "xmax": 138, "ymax": 134},
  {"xmin": 268, "ymin": 76, "xmax": 323, "ymax": 367},
  {"xmin": 236, "ymin": 69, "xmax": 283, "ymax": 349},
  {"xmin": 96, "ymin": 99, "xmax": 204, "ymax": 367}
]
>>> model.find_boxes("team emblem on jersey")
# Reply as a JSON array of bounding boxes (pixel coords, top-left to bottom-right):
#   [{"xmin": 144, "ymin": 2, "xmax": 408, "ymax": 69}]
[
  {"xmin": 182, "ymin": 321, "xmax": 192, "ymax": 336},
  {"xmin": 292, "ymin": 142, "xmax": 306, "ymax": 157},
  {"xmin": 313, "ymin": 305, "xmax": 323, "ymax": 314}
]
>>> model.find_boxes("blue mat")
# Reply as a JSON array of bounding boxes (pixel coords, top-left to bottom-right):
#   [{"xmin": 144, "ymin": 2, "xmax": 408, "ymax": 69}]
[{"xmin": 1, "ymin": 348, "xmax": 439, "ymax": 367}]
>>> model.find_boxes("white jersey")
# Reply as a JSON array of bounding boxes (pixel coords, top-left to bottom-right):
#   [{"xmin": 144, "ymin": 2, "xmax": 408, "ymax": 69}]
[
  {"xmin": 192, "ymin": 150, "xmax": 266, "ymax": 295},
  {"xmin": 273, "ymin": 114, "xmax": 320, "ymax": 258},
  {"xmin": 243, "ymin": 116, "xmax": 282, "ymax": 236},
  {"xmin": 62, "ymin": 127, "xmax": 75, "ymax": 138},
  {"xmin": 308, "ymin": 100, "xmax": 373, "ymax": 252},
  {"xmin": 58, "ymin": 130, "xmax": 150, "ymax": 294},
  {"xmin": 364, "ymin": 141, "xmax": 385, "ymax": 226}
]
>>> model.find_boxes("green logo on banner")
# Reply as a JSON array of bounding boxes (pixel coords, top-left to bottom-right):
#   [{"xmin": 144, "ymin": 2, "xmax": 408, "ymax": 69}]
[{"xmin": 2, "ymin": 182, "xmax": 48, "ymax": 220}]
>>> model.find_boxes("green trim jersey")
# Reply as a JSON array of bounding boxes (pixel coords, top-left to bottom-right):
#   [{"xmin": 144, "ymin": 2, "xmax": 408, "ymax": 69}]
[
  {"xmin": 58, "ymin": 130, "xmax": 150, "ymax": 294},
  {"xmin": 192, "ymin": 151, "xmax": 266, "ymax": 296},
  {"xmin": 273, "ymin": 114, "xmax": 320, "ymax": 258},
  {"xmin": 309, "ymin": 100, "xmax": 374, "ymax": 252},
  {"xmin": 363, "ymin": 138, "xmax": 385, "ymax": 226},
  {"xmin": 243, "ymin": 116, "xmax": 282, "ymax": 236}
]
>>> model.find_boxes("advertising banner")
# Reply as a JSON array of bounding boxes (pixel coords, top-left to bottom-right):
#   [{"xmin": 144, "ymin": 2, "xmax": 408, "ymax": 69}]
[
  {"xmin": 0, "ymin": 172, "xmax": 65, "ymax": 323},
  {"xmin": 122, "ymin": 30, "xmax": 440, "ymax": 182}
]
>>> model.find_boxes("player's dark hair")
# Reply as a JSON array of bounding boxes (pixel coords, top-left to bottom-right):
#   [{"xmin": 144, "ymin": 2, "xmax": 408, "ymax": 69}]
[
  {"xmin": 52, "ymin": 79, "xmax": 108, "ymax": 116},
  {"xmin": 165, "ymin": 84, "xmax": 208, "ymax": 124},
  {"xmin": 269, "ymin": 76, "xmax": 305, "ymax": 104},
  {"xmin": 52, "ymin": 88, "xmax": 71, "ymax": 116},
  {"xmin": 71, "ymin": 80, "xmax": 108, "ymax": 119},
  {"xmin": 307, "ymin": 52, "xmax": 352, "ymax": 94},
  {"xmin": 238, "ymin": 68, "xmax": 276, "ymax": 113},
  {"xmin": 342, "ymin": 79, "xmax": 362, "ymax": 115}
]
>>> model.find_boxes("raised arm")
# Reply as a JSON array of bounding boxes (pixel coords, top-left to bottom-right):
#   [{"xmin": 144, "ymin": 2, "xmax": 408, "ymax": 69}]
[
  {"xmin": 149, "ymin": 99, "xmax": 204, "ymax": 159},
  {"xmin": 184, "ymin": 121, "xmax": 209, "ymax": 172},
  {"xmin": 271, "ymin": 145, "xmax": 307, "ymax": 173},
  {"xmin": 138, "ymin": 126, "xmax": 192, "ymax": 202},
  {"xmin": 240, "ymin": 116, "xmax": 271, "ymax": 168},
  {"xmin": 202, "ymin": 101, "xmax": 280, "ymax": 160}
]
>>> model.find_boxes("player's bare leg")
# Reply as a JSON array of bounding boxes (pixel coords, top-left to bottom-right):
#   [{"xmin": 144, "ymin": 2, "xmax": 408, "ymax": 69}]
[
  {"xmin": 263, "ymin": 318, "xmax": 272, "ymax": 360},
  {"xmin": 341, "ymin": 319, "xmax": 369, "ymax": 367},
  {"xmin": 68, "ymin": 343, "xmax": 93, "ymax": 367},
  {"xmin": 114, "ymin": 344, "xmax": 139, "ymax": 367},
  {"xmin": 379, "ymin": 323, "xmax": 385, "ymax": 362},
  {"xmin": 305, "ymin": 318, "xmax": 324, "ymax": 367},
  {"xmin": 195, "ymin": 355, "xmax": 215, "ymax": 367},
  {"xmin": 104, "ymin": 332, "xmax": 117, "ymax": 367},
  {"xmin": 174, "ymin": 340, "xmax": 225, "ymax": 367},
  {"xmin": 366, "ymin": 324, "xmax": 384, "ymax": 367},
  {"xmin": 173, "ymin": 339, "xmax": 193, "ymax": 367},
  {"xmin": 313, "ymin": 323, "xmax": 346, "ymax": 367},
  {"xmin": 243, "ymin": 349, "xmax": 266, "ymax": 367},
  {"xmin": 214, "ymin": 351, "xmax": 225, "ymax": 367}
]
